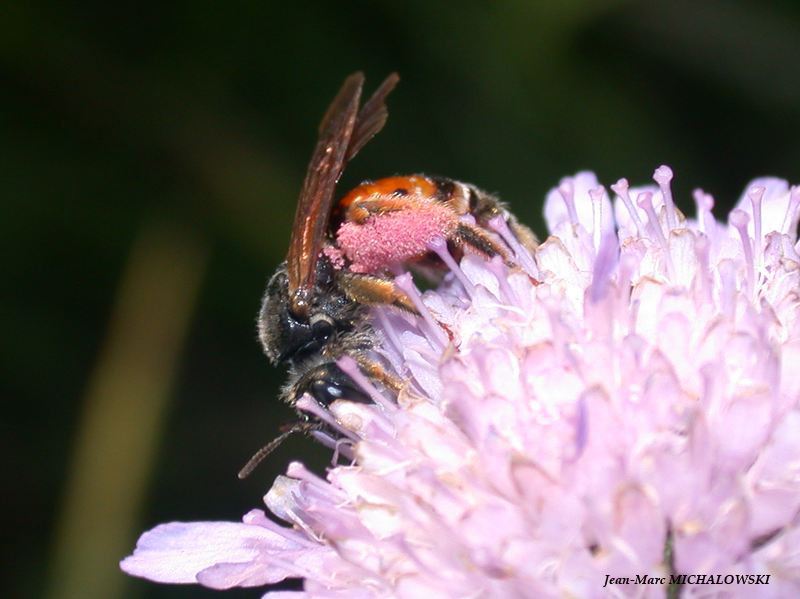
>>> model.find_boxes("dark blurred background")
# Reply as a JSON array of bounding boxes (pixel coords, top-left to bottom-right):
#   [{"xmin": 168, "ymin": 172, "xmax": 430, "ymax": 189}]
[{"xmin": 3, "ymin": 1, "xmax": 799, "ymax": 597}]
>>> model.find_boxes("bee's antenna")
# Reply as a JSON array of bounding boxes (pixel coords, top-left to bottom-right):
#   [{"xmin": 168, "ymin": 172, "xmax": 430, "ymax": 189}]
[{"xmin": 237, "ymin": 421, "xmax": 318, "ymax": 479}]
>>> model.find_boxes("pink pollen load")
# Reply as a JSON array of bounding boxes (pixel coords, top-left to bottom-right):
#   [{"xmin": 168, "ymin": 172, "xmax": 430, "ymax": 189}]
[{"xmin": 336, "ymin": 204, "xmax": 456, "ymax": 273}]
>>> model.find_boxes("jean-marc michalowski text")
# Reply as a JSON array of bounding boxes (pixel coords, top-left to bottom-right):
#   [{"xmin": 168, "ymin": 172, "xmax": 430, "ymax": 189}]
[{"xmin": 603, "ymin": 574, "xmax": 772, "ymax": 587}]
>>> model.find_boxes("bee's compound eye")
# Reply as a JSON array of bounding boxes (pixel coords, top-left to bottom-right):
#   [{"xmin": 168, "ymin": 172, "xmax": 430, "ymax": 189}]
[
  {"xmin": 301, "ymin": 363, "xmax": 371, "ymax": 406},
  {"xmin": 310, "ymin": 378, "xmax": 370, "ymax": 406},
  {"xmin": 310, "ymin": 314, "xmax": 335, "ymax": 342},
  {"xmin": 310, "ymin": 379, "xmax": 346, "ymax": 404}
]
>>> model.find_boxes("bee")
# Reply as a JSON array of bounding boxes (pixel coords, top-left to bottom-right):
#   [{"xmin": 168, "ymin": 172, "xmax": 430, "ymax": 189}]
[
  {"xmin": 240, "ymin": 73, "xmax": 536, "ymax": 477},
  {"xmin": 239, "ymin": 72, "xmax": 407, "ymax": 478}
]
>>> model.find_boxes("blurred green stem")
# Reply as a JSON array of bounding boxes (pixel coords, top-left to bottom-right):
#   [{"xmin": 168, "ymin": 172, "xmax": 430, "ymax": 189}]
[{"xmin": 47, "ymin": 221, "xmax": 207, "ymax": 599}]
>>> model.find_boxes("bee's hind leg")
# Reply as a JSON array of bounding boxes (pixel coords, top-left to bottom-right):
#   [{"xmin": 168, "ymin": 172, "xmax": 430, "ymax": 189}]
[{"xmin": 338, "ymin": 271, "xmax": 418, "ymax": 314}]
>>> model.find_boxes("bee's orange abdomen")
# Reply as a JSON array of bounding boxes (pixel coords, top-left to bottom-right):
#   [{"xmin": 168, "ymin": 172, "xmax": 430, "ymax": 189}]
[{"xmin": 337, "ymin": 175, "xmax": 437, "ymax": 212}]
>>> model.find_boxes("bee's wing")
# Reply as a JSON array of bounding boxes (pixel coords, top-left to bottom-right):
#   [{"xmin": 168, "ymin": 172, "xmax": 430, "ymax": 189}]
[
  {"xmin": 286, "ymin": 72, "xmax": 364, "ymax": 314},
  {"xmin": 347, "ymin": 73, "xmax": 399, "ymax": 162},
  {"xmin": 286, "ymin": 72, "xmax": 399, "ymax": 315}
]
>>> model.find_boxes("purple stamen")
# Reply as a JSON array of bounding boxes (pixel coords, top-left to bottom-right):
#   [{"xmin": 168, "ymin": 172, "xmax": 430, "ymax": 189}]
[
  {"xmin": 244, "ymin": 509, "xmax": 321, "ymax": 548},
  {"xmin": 637, "ymin": 191, "xmax": 675, "ymax": 280},
  {"xmin": 428, "ymin": 236, "xmax": 475, "ymax": 299},
  {"xmin": 287, "ymin": 461, "xmax": 338, "ymax": 491},
  {"xmin": 589, "ymin": 186, "xmax": 605, "ymax": 254},
  {"xmin": 588, "ymin": 231, "xmax": 619, "ymax": 304},
  {"xmin": 653, "ymin": 165, "xmax": 677, "ymax": 230},
  {"xmin": 748, "ymin": 186, "xmax": 765, "ymax": 272},
  {"xmin": 295, "ymin": 395, "xmax": 359, "ymax": 442},
  {"xmin": 692, "ymin": 189, "xmax": 716, "ymax": 237},
  {"xmin": 375, "ymin": 308, "xmax": 406, "ymax": 364},
  {"xmin": 337, "ymin": 355, "xmax": 397, "ymax": 413},
  {"xmin": 394, "ymin": 273, "xmax": 449, "ymax": 349},
  {"xmin": 730, "ymin": 209, "xmax": 755, "ymax": 300},
  {"xmin": 782, "ymin": 186, "xmax": 800, "ymax": 237},
  {"xmin": 694, "ymin": 234, "xmax": 712, "ymax": 305},
  {"xmin": 611, "ymin": 178, "xmax": 644, "ymax": 236},
  {"xmin": 485, "ymin": 254, "xmax": 519, "ymax": 305},
  {"xmin": 327, "ymin": 435, "xmax": 356, "ymax": 463},
  {"xmin": 558, "ymin": 177, "xmax": 580, "ymax": 227},
  {"xmin": 488, "ymin": 215, "xmax": 539, "ymax": 278}
]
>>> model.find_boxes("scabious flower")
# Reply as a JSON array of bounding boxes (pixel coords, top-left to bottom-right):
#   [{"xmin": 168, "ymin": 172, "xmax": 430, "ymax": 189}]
[{"xmin": 122, "ymin": 168, "xmax": 800, "ymax": 598}]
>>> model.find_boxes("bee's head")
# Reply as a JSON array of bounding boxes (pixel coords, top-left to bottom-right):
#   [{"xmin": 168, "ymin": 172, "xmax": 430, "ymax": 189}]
[{"xmin": 258, "ymin": 258, "xmax": 360, "ymax": 366}]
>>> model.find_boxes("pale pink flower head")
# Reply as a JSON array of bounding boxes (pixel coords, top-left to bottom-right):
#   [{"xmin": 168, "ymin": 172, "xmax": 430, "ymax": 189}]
[{"xmin": 122, "ymin": 168, "xmax": 800, "ymax": 598}]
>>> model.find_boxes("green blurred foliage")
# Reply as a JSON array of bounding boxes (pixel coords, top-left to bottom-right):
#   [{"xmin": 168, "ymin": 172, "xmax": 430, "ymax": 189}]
[{"xmin": 2, "ymin": 0, "xmax": 799, "ymax": 597}]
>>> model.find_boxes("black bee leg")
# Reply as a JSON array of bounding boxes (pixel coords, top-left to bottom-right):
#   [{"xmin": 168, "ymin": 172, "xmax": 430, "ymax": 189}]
[
  {"xmin": 453, "ymin": 222, "xmax": 511, "ymax": 261},
  {"xmin": 466, "ymin": 185, "xmax": 538, "ymax": 253}
]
